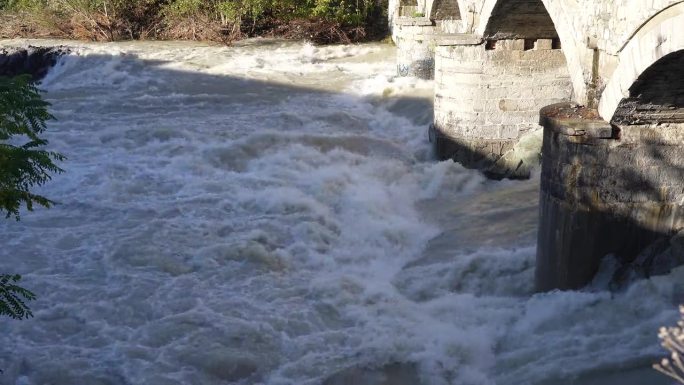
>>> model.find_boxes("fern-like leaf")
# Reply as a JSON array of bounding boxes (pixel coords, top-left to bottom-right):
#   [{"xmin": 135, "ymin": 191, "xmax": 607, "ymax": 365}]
[{"xmin": 0, "ymin": 274, "xmax": 36, "ymax": 320}]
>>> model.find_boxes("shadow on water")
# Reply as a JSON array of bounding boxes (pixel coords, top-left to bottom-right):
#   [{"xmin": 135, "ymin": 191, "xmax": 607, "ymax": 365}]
[{"xmin": 0, "ymin": 42, "xmax": 446, "ymax": 385}]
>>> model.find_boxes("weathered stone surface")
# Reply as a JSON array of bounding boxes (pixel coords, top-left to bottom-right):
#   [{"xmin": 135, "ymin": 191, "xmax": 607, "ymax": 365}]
[
  {"xmin": 602, "ymin": 230, "xmax": 684, "ymax": 291},
  {"xmin": 393, "ymin": 0, "xmax": 684, "ymax": 113},
  {"xmin": 393, "ymin": 20, "xmax": 438, "ymax": 79},
  {"xmin": 536, "ymin": 103, "xmax": 684, "ymax": 291},
  {"xmin": 487, "ymin": 127, "xmax": 543, "ymax": 179},
  {"xmin": 392, "ymin": 0, "xmax": 684, "ymax": 288},
  {"xmin": 432, "ymin": 39, "xmax": 571, "ymax": 176},
  {"xmin": 392, "ymin": 0, "xmax": 468, "ymax": 78},
  {"xmin": 0, "ymin": 46, "xmax": 68, "ymax": 80}
]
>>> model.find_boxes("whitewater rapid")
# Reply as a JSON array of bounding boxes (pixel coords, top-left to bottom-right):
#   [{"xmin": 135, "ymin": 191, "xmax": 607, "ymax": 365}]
[{"xmin": 0, "ymin": 38, "xmax": 680, "ymax": 385}]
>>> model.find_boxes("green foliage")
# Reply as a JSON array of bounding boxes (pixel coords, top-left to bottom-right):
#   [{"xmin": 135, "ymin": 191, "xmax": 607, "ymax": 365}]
[
  {"xmin": 162, "ymin": 0, "xmax": 202, "ymax": 18},
  {"xmin": 0, "ymin": 0, "xmax": 45, "ymax": 11},
  {"xmin": 0, "ymin": 75, "xmax": 64, "ymax": 220},
  {"xmin": 0, "ymin": 274, "xmax": 36, "ymax": 320},
  {"xmin": 311, "ymin": 0, "xmax": 376, "ymax": 25}
]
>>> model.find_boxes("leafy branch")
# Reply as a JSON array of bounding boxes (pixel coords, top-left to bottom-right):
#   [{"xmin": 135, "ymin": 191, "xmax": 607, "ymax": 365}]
[
  {"xmin": 0, "ymin": 274, "xmax": 36, "ymax": 319},
  {"xmin": 0, "ymin": 74, "xmax": 64, "ymax": 320},
  {"xmin": 0, "ymin": 74, "xmax": 65, "ymax": 221}
]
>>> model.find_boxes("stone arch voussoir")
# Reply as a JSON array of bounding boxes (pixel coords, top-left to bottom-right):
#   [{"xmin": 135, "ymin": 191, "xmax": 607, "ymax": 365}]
[{"xmin": 598, "ymin": 3, "xmax": 684, "ymax": 121}]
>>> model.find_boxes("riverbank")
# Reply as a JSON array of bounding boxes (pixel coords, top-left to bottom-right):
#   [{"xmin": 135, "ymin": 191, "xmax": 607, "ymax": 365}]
[{"xmin": 0, "ymin": 1, "xmax": 388, "ymax": 45}]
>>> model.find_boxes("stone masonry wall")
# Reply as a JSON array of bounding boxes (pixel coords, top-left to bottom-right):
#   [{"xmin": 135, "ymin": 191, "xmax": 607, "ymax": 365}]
[
  {"xmin": 537, "ymin": 104, "xmax": 684, "ymax": 290},
  {"xmin": 429, "ymin": 0, "xmax": 684, "ymax": 108},
  {"xmin": 430, "ymin": 0, "xmax": 683, "ymax": 54},
  {"xmin": 393, "ymin": 18, "xmax": 439, "ymax": 79},
  {"xmin": 392, "ymin": 0, "xmax": 467, "ymax": 78},
  {"xmin": 433, "ymin": 38, "xmax": 571, "ymax": 169}
]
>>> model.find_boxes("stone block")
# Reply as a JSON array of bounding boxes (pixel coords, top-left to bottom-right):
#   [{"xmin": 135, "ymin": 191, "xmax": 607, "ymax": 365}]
[
  {"xmin": 499, "ymin": 125, "xmax": 521, "ymax": 139},
  {"xmin": 535, "ymin": 39, "xmax": 554, "ymax": 50}
]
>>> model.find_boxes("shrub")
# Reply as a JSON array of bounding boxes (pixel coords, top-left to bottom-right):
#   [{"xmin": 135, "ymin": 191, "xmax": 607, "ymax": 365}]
[
  {"xmin": 0, "ymin": 0, "xmax": 388, "ymax": 43},
  {"xmin": 655, "ymin": 305, "xmax": 684, "ymax": 383}
]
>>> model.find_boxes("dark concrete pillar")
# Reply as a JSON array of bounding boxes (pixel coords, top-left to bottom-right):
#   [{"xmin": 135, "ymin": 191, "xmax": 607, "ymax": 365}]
[{"xmin": 536, "ymin": 103, "xmax": 684, "ymax": 291}]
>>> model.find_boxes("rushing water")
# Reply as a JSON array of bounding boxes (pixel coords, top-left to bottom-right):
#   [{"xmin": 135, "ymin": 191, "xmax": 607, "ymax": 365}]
[{"xmin": 0, "ymin": 38, "xmax": 681, "ymax": 385}]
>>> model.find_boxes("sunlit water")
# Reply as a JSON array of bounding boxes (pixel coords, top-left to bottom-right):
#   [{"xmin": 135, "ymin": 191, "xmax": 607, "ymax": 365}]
[{"xmin": 0, "ymin": 38, "xmax": 680, "ymax": 385}]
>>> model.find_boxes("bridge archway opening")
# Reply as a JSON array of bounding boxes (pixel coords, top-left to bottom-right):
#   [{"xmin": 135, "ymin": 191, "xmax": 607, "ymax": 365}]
[
  {"xmin": 397, "ymin": 0, "xmax": 419, "ymax": 17},
  {"xmin": 429, "ymin": 0, "xmax": 461, "ymax": 21},
  {"xmin": 483, "ymin": 0, "xmax": 559, "ymax": 41},
  {"xmin": 611, "ymin": 50, "xmax": 684, "ymax": 126}
]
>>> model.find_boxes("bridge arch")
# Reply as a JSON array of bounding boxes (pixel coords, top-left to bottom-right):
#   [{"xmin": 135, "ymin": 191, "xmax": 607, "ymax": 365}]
[
  {"xmin": 426, "ymin": 0, "xmax": 462, "ymax": 20},
  {"xmin": 479, "ymin": 0, "xmax": 557, "ymax": 39},
  {"xmin": 475, "ymin": 0, "xmax": 587, "ymax": 103},
  {"xmin": 598, "ymin": 2, "xmax": 684, "ymax": 121}
]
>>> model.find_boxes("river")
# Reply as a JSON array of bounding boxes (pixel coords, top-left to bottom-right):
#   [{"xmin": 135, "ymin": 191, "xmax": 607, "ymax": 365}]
[{"xmin": 0, "ymin": 38, "xmax": 680, "ymax": 385}]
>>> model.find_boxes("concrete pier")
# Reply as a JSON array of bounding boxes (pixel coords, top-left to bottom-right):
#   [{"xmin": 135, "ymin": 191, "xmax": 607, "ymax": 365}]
[{"xmin": 536, "ymin": 103, "xmax": 684, "ymax": 291}]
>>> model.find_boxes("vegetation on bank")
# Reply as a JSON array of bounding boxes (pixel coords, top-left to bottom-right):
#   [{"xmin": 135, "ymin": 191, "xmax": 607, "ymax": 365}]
[
  {"xmin": 656, "ymin": 305, "xmax": 684, "ymax": 383},
  {"xmin": 0, "ymin": 0, "xmax": 389, "ymax": 44}
]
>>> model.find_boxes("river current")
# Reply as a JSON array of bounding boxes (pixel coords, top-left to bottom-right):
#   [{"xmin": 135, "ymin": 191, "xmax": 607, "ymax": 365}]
[{"xmin": 0, "ymin": 38, "xmax": 681, "ymax": 385}]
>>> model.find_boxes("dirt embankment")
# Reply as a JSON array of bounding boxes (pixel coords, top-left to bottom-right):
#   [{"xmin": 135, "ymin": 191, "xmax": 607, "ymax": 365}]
[{"xmin": 0, "ymin": 10, "xmax": 388, "ymax": 45}]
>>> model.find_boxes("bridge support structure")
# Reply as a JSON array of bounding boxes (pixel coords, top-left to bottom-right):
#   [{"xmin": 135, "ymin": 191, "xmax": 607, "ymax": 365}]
[
  {"xmin": 390, "ymin": 0, "xmax": 684, "ymax": 290},
  {"xmin": 392, "ymin": 0, "xmax": 463, "ymax": 79},
  {"xmin": 536, "ymin": 103, "xmax": 684, "ymax": 290},
  {"xmin": 431, "ymin": 37, "xmax": 572, "ymax": 178},
  {"xmin": 393, "ymin": 17, "xmax": 438, "ymax": 79}
]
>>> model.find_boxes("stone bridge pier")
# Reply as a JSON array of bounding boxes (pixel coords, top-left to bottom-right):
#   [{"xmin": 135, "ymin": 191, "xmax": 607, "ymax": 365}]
[
  {"xmin": 536, "ymin": 2, "xmax": 684, "ymax": 290},
  {"xmin": 432, "ymin": 35, "xmax": 571, "ymax": 177},
  {"xmin": 391, "ymin": 0, "xmax": 464, "ymax": 79},
  {"xmin": 391, "ymin": 0, "xmax": 684, "ymax": 290},
  {"xmin": 430, "ymin": 0, "xmax": 574, "ymax": 178}
]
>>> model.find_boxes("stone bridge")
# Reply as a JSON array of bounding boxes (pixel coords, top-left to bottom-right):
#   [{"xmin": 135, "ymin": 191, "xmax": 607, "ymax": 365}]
[{"xmin": 390, "ymin": 0, "xmax": 684, "ymax": 290}]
